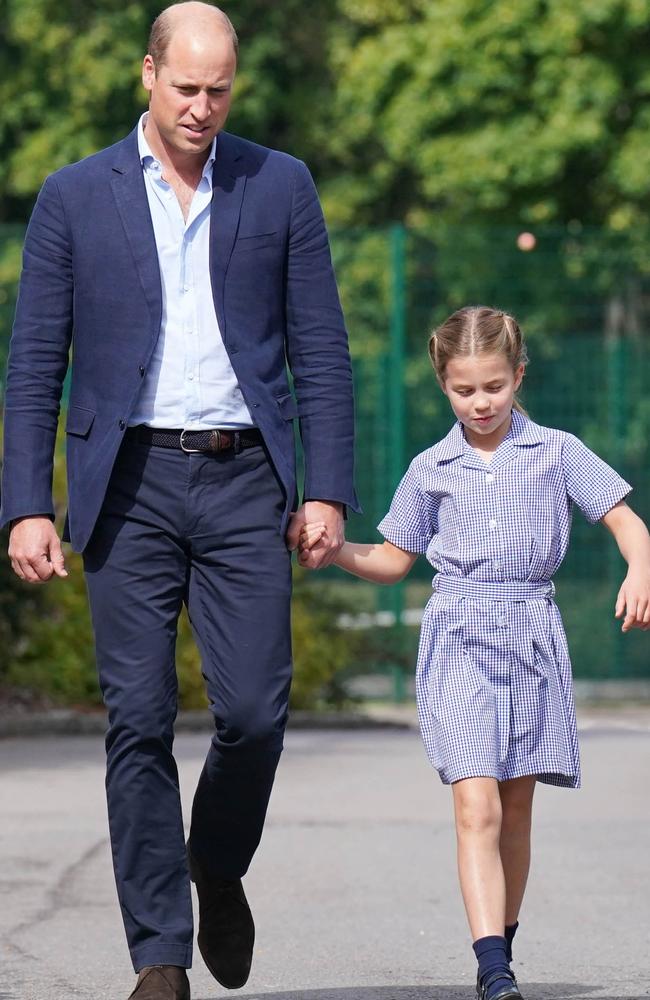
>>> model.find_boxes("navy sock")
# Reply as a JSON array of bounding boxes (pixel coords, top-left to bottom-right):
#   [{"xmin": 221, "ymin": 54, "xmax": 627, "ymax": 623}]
[
  {"xmin": 473, "ymin": 936, "xmax": 512, "ymax": 998},
  {"xmin": 505, "ymin": 922, "xmax": 519, "ymax": 964}
]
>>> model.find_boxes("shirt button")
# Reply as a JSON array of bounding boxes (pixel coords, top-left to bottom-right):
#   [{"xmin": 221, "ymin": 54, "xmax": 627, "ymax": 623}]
[
  {"xmin": 183, "ymin": 285, "xmax": 189, "ymax": 293},
  {"xmin": 493, "ymin": 560, "xmax": 502, "ymax": 572},
  {"xmin": 188, "ymin": 373, "xmax": 194, "ymax": 381},
  {"xmin": 486, "ymin": 473, "xmax": 495, "ymax": 483},
  {"xmin": 489, "ymin": 518, "xmax": 498, "ymax": 530},
  {"xmin": 497, "ymin": 614, "xmax": 507, "ymax": 627}
]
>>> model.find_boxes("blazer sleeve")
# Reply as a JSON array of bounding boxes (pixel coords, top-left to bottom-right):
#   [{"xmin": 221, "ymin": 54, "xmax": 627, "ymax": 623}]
[
  {"xmin": 284, "ymin": 160, "xmax": 360, "ymax": 512},
  {"xmin": 1, "ymin": 174, "xmax": 73, "ymax": 529}
]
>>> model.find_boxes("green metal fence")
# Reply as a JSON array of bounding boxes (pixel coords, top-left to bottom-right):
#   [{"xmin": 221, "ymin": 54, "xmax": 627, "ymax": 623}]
[
  {"xmin": 331, "ymin": 223, "xmax": 650, "ymax": 681},
  {"xmin": 2, "ymin": 221, "xmax": 650, "ymax": 680}
]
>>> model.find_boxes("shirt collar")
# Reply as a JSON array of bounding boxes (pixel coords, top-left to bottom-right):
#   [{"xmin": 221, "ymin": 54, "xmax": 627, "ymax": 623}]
[
  {"xmin": 509, "ymin": 408, "xmax": 546, "ymax": 445},
  {"xmin": 137, "ymin": 112, "xmax": 217, "ymax": 183},
  {"xmin": 435, "ymin": 408, "xmax": 544, "ymax": 465}
]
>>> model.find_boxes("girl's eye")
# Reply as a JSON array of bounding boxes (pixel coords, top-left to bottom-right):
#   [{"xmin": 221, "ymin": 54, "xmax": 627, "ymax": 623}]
[{"xmin": 488, "ymin": 385, "xmax": 503, "ymax": 392}]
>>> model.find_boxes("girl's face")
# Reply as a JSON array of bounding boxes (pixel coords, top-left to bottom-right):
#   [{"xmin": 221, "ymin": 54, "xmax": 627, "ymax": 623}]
[{"xmin": 441, "ymin": 352, "xmax": 524, "ymax": 449}]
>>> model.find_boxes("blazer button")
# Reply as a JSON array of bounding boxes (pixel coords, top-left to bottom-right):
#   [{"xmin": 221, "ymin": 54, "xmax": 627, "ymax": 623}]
[
  {"xmin": 119, "ymin": 420, "xmax": 126, "ymax": 430},
  {"xmin": 139, "ymin": 365, "xmax": 146, "ymax": 376}
]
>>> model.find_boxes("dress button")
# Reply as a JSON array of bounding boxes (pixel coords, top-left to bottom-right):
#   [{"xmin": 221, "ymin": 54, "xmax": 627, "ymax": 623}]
[
  {"xmin": 493, "ymin": 560, "xmax": 502, "ymax": 572},
  {"xmin": 497, "ymin": 614, "xmax": 507, "ymax": 627},
  {"xmin": 489, "ymin": 518, "xmax": 498, "ymax": 530},
  {"xmin": 486, "ymin": 473, "xmax": 495, "ymax": 483}
]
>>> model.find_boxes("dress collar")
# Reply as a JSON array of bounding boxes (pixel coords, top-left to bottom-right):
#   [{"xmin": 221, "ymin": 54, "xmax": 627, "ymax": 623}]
[{"xmin": 434, "ymin": 408, "xmax": 544, "ymax": 466}]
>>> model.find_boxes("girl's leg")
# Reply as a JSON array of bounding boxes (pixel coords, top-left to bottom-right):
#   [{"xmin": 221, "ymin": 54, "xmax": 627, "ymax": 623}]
[
  {"xmin": 498, "ymin": 777, "xmax": 536, "ymax": 930},
  {"xmin": 452, "ymin": 777, "xmax": 505, "ymax": 939},
  {"xmin": 453, "ymin": 778, "xmax": 521, "ymax": 999}
]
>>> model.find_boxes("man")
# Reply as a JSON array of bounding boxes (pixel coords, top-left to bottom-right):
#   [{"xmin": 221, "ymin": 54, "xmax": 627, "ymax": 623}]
[{"xmin": 1, "ymin": 4, "xmax": 358, "ymax": 998}]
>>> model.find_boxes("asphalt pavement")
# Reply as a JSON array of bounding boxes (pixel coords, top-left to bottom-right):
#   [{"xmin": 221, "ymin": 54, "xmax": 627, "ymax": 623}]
[{"xmin": 1, "ymin": 714, "xmax": 649, "ymax": 1000}]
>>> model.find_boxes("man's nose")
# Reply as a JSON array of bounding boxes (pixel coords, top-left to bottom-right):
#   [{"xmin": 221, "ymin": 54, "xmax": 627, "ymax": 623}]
[{"xmin": 190, "ymin": 92, "xmax": 211, "ymax": 120}]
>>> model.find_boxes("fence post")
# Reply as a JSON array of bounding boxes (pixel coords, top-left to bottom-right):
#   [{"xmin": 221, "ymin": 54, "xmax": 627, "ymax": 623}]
[
  {"xmin": 606, "ymin": 327, "xmax": 627, "ymax": 677},
  {"xmin": 388, "ymin": 224, "xmax": 407, "ymax": 699}
]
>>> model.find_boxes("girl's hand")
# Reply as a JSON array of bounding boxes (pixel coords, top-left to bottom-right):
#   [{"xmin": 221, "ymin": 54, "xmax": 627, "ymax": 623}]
[
  {"xmin": 615, "ymin": 570, "xmax": 650, "ymax": 632},
  {"xmin": 298, "ymin": 522, "xmax": 327, "ymax": 563}
]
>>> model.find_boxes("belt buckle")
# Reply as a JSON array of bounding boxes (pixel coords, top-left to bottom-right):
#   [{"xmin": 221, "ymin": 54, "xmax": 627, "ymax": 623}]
[{"xmin": 180, "ymin": 429, "xmax": 204, "ymax": 454}]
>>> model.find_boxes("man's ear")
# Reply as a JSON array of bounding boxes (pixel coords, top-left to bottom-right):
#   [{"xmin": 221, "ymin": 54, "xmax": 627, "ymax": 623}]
[{"xmin": 142, "ymin": 54, "xmax": 156, "ymax": 93}]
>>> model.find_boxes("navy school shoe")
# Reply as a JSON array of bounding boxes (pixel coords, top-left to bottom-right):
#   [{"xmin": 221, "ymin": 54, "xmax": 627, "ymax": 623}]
[{"xmin": 476, "ymin": 968, "xmax": 523, "ymax": 1000}]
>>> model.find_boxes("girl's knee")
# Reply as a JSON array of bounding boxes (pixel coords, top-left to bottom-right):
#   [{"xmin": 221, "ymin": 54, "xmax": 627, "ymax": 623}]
[
  {"xmin": 499, "ymin": 777, "xmax": 536, "ymax": 831},
  {"xmin": 453, "ymin": 778, "xmax": 502, "ymax": 838}
]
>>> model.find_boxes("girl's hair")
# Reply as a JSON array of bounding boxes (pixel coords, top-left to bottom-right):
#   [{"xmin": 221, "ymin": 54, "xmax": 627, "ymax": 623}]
[{"xmin": 428, "ymin": 305, "xmax": 529, "ymax": 414}]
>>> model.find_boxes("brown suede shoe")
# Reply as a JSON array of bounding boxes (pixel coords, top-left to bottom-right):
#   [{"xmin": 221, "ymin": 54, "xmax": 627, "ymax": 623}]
[
  {"xmin": 187, "ymin": 846, "xmax": 255, "ymax": 989},
  {"xmin": 128, "ymin": 966, "xmax": 190, "ymax": 1000}
]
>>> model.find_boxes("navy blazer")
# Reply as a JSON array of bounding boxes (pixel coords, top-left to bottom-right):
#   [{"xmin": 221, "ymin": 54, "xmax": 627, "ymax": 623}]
[{"xmin": 1, "ymin": 127, "xmax": 359, "ymax": 551}]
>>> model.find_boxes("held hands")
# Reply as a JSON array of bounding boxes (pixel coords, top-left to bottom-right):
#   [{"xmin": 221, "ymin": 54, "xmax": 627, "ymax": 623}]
[
  {"xmin": 286, "ymin": 500, "xmax": 344, "ymax": 570},
  {"xmin": 615, "ymin": 569, "xmax": 650, "ymax": 632},
  {"xmin": 296, "ymin": 520, "xmax": 328, "ymax": 567},
  {"xmin": 8, "ymin": 516, "xmax": 68, "ymax": 584}
]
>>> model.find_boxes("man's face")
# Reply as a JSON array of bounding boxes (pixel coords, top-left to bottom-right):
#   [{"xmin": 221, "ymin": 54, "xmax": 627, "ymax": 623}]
[{"xmin": 142, "ymin": 29, "xmax": 236, "ymax": 160}]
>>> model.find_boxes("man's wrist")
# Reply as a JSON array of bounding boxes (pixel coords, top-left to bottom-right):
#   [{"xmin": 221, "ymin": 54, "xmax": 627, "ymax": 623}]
[
  {"xmin": 9, "ymin": 514, "xmax": 53, "ymax": 530},
  {"xmin": 303, "ymin": 499, "xmax": 346, "ymax": 516}
]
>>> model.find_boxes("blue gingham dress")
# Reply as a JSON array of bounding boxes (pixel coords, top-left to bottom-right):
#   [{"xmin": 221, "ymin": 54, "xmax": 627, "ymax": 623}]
[{"xmin": 378, "ymin": 410, "xmax": 632, "ymax": 787}]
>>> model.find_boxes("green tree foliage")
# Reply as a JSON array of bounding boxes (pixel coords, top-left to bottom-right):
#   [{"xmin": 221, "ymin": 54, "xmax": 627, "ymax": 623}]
[
  {"xmin": 0, "ymin": 0, "xmax": 338, "ymax": 223},
  {"xmin": 321, "ymin": 0, "xmax": 650, "ymax": 230},
  {"xmin": 0, "ymin": 418, "xmax": 357, "ymax": 709},
  {"xmin": 3, "ymin": 0, "xmax": 650, "ymax": 230}
]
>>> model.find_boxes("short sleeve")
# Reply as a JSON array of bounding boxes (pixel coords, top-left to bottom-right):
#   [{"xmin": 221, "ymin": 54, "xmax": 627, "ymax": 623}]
[
  {"xmin": 377, "ymin": 459, "xmax": 438, "ymax": 553},
  {"xmin": 562, "ymin": 434, "xmax": 632, "ymax": 524}
]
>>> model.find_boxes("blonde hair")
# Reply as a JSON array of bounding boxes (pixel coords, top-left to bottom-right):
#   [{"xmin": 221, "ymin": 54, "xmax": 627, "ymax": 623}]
[{"xmin": 428, "ymin": 306, "xmax": 528, "ymax": 414}]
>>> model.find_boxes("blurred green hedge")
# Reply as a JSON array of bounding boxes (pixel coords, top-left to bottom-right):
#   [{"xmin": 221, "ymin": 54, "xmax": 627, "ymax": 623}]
[{"xmin": 0, "ymin": 419, "xmax": 362, "ymax": 710}]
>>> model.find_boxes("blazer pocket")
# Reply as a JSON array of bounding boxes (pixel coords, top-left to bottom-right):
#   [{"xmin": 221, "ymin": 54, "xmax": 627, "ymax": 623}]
[
  {"xmin": 65, "ymin": 404, "xmax": 96, "ymax": 438},
  {"xmin": 233, "ymin": 232, "xmax": 279, "ymax": 253},
  {"xmin": 276, "ymin": 392, "xmax": 298, "ymax": 421}
]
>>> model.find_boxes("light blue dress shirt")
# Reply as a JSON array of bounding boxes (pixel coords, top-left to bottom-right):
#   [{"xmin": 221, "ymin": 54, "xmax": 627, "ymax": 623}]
[{"xmin": 130, "ymin": 114, "xmax": 254, "ymax": 429}]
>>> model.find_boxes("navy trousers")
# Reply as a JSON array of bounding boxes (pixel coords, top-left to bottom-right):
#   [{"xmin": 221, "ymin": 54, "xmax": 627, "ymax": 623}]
[{"xmin": 83, "ymin": 436, "xmax": 292, "ymax": 971}]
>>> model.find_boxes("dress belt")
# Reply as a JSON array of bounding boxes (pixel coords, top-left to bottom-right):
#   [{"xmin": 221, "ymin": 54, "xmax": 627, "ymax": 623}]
[
  {"xmin": 432, "ymin": 575, "xmax": 555, "ymax": 601},
  {"xmin": 126, "ymin": 425, "xmax": 263, "ymax": 454}
]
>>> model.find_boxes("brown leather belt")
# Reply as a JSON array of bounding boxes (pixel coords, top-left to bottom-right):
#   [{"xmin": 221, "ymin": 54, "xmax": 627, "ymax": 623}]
[{"xmin": 127, "ymin": 425, "xmax": 263, "ymax": 454}]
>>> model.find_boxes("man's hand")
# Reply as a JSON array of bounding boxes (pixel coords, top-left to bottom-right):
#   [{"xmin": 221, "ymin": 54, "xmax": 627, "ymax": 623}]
[
  {"xmin": 8, "ymin": 516, "xmax": 68, "ymax": 584},
  {"xmin": 287, "ymin": 500, "xmax": 344, "ymax": 570}
]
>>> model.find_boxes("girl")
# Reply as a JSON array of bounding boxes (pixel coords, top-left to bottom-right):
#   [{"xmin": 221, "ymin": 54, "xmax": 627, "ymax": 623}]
[{"xmin": 298, "ymin": 306, "xmax": 650, "ymax": 1000}]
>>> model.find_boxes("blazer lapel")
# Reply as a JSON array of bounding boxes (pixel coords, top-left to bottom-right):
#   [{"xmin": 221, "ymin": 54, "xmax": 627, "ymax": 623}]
[
  {"xmin": 209, "ymin": 132, "xmax": 247, "ymax": 341},
  {"xmin": 110, "ymin": 129, "xmax": 163, "ymax": 344}
]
